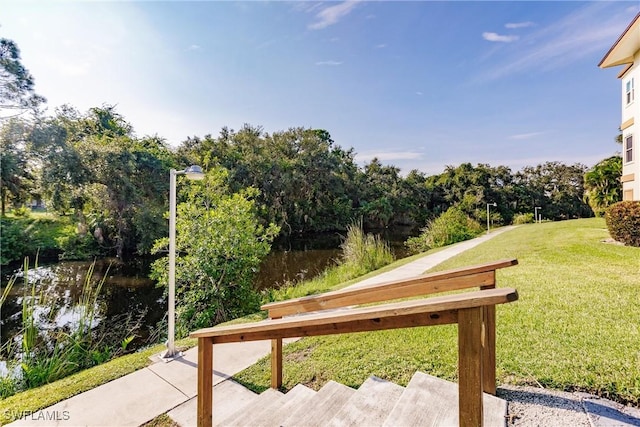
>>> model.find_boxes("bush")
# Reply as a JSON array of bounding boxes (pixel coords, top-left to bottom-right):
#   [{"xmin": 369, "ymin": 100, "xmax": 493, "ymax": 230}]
[
  {"xmin": 151, "ymin": 168, "xmax": 279, "ymax": 336},
  {"xmin": 340, "ymin": 222, "xmax": 394, "ymax": 274},
  {"xmin": 57, "ymin": 232, "xmax": 101, "ymax": 260},
  {"xmin": 605, "ymin": 201, "xmax": 640, "ymax": 247},
  {"xmin": 0, "ymin": 216, "xmax": 76, "ymax": 264},
  {"xmin": 405, "ymin": 206, "xmax": 484, "ymax": 254},
  {"xmin": 0, "ymin": 218, "xmax": 34, "ymax": 265},
  {"xmin": 12, "ymin": 206, "xmax": 30, "ymax": 218},
  {"xmin": 513, "ymin": 213, "xmax": 535, "ymax": 225}
]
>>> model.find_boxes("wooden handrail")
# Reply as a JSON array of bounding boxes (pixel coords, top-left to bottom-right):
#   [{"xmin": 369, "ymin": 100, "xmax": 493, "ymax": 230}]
[
  {"xmin": 263, "ymin": 259, "xmax": 517, "ymax": 391},
  {"xmin": 190, "ymin": 259, "xmax": 519, "ymax": 427},
  {"xmin": 261, "ymin": 258, "xmax": 517, "ymax": 317},
  {"xmin": 191, "ymin": 287, "xmax": 518, "ymax": 341}
]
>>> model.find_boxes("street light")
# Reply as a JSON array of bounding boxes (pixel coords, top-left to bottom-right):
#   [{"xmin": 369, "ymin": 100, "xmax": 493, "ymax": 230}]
[
  {"xmin": 534, "ymin": 206, "xmax": 541, "ymax": 224},
  {"xmin": 487, "ymin": 202, "xmax": 497, "ymax": 234},
  {"xmin": 161, "ymin": 165, "xmax": 205, "ymax": 361}
]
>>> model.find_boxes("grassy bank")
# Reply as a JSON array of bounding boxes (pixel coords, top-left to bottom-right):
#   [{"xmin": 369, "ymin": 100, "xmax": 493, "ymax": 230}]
[
  {"xmin": 0, "ymin": 212, "xmax": 74, "ymax": 264},
  {"xmin": 0, "ymin": 338, "xmax": 197, "ymax": 425},
  {"xmin": 0, "ymin": 225, "xmax": 401, "ymax": 423},
  {"xmin": 235, "ymin": 218, "xmax": 640, "ymax": 405}
]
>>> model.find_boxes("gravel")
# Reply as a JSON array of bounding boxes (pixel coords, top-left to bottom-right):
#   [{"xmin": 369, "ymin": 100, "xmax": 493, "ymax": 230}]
[
  {"xmin": 498, "ymin": 385, "xmax": 640, "ymax": 426},
  {"xmin": 499, "ymin": 385, "xmax": 593, "ymax": 426}
]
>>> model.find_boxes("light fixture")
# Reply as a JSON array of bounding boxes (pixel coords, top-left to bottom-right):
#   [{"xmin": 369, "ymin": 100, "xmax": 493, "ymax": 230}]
[
  {"xmin": 161, "ymin": 165, "xmax": 204, "ymax": 361},
  {"xmin": 487, "ymin": 202, "xmax": 497, "ymax": 234}
]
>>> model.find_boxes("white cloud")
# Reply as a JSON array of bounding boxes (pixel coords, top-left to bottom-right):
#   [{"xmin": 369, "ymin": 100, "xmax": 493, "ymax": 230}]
[
  {"xmin": 308, "ymin": 1, "xmax": 359, "ymax": 30},
  {"xmin": 291, "ymin": 2, "xmax": 323, "ymax": 14},
  {"xmin": 415, "ymin": 91, "xmax": 423, "ymax": 96},
  {"xmin": 482, "ymin": 32, "xmax": 519, "ymax": 43},
  {"xmin": 509, "ymin": 132, "xmax": 544, "ymax": 140},
  {"xmin": 480, "ymin": 3, "xmax": 633, "ymax": 80},
  {"xmin": 316, "ymin": 60, "xmax": 343, "ymax": 66},
  {"xmin": 505, "ymin": 22, "xmax": 534, "ymax": 29},
  {"xmin": 375, "ymin": 43, "xmax": 387, "ymax": 49},
  {"xmin": 187, "ymin": 44, "xmax": 201, "ymax": 51}
]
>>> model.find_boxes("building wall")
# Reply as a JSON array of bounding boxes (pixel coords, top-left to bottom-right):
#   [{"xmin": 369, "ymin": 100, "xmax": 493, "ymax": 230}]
[{"xmin": 620, "ymin": 52, "xmax": 639, "ymax": 201}]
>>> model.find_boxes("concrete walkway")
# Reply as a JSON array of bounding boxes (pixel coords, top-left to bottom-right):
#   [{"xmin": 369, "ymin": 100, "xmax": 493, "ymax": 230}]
[{"xmin": 8, "ymin": 226, "xmax": 638, "ymax": 427}]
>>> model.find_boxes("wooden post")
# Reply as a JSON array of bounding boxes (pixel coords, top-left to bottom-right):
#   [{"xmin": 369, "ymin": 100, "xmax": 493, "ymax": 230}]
[
  {"xmin": 197, "ymin": 337, "xmax": 213, "ymax": 427},
  {"xmin": 458, "ymin": 307, "xmax": 484, "ymax": 427},
  {"xmin": 271, "ymin": 337, "xmax": 283, "ymax": 389},
  {"xmin": 270, "ymin": 314, "xmax": 283, "ymax": 389},
  {"xmin": 481, "ymin": 271, "xmax": 497, "ymax": 395},
  {"xmin": 482, "ymin": 305, "xmax": 496, "ymax": 395}
]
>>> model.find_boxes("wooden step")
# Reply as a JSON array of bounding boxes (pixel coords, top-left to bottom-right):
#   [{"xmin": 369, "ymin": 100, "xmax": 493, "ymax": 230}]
[
  {"xmin": 280, "ymin": 380, "xmax": 356, "ymax": 427},
  {"xmin": 167, "ymin": 379, "xmax": 258, "ymax": 427},
  {"xmin": 218, "ymin": 387, "xmax": 284, "ymax": 427},
  {"xmin": 327, "ymin": 376, "xmax": 404, "ymax": 427},
  {"xmin": 252, "ymin": 384, "xmax": 317, "ymax": 427},
  {"xmin": 383, "ymin": 372, "xmax": 507, "ymax": 427}
]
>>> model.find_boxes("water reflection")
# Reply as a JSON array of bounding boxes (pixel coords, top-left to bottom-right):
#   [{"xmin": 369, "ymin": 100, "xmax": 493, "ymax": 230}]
[
  {"xmin": 1, "ymin": 229, "xmax": 416, "ymax": 352},
  {"xmin": 255, "ymin": 229, "xmax": 414, "ymax": 290},
  {"xmin": 0, "ymin": 259, "xmax": 164, "ymax": 350}
]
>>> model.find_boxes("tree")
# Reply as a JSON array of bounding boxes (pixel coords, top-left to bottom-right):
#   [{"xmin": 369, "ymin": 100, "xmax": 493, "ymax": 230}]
[
  {"xmin": 358, "ymin": 158, "xmax": 403, "ymax": 228},
  {"xmin": 0, "ymin": 38, "xmax": 45, "ymax": 117},
  {"xmin": 423, "ymin": 163, "xmax": 516, "ymax": 225},
  {"xmin": 150, "ymin": 168, "xmax": 279, "ymax": 335},
  {"xmin": 179, "ymin": 125, "xmax": 359, "ymax": 234},
  {"xmin": 0, "ymin": 118, "xmax": 32, "ymax": 215},
  {"xmin": 515, "ymin": 161, "xmax": 592, "ymax": 220},
  {"xmin": 583, "ymin": 156, "xmax": 622, "ymax": 217},
  {"xmin": 28, "ymin": 105, "xmax": 176, "ymax": 258},
  {"xmin": 28, "ymin": 109, "xmax": 89, "ymax": 216}
]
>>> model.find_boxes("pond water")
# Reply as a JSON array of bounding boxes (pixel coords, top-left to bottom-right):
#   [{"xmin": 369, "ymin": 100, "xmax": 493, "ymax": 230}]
[
  {"xmin": 0, "ymin": 229, "xmax": 415, "ymax": 352},
  {"xmin": 0, "ymin": 259, "xmax": 165, "ymax": 352}
]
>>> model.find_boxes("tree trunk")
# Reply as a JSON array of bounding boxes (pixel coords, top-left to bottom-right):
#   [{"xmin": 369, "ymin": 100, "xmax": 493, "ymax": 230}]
[{"xmin": 1, "ymin": 188, "xmax": 6, "ymax": 216}]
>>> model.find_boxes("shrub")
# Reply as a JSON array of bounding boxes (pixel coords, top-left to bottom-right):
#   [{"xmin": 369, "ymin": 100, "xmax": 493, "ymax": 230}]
[
  {"xmin": 340, "ymin": 222, "xmax": 394, "ymax": 274},
  {"xmin": 0, "ymin": 219, "xmax": 30, "ymax": 264},
  {"xmin": 12, "ymin": 206, "xmax": 30, "ymax": 218},
  {"xmin": 0, "ymin": 216, "xmax": 75, "ymax": 264},
  {"xmin": 150, "ymin": 168, "xmax": 279, "ymax": 336},
  {"xmin": 513, "ymin": 213, "xmax": 535, "ymax": 225},
  {"xmin": 405, "ymin": 206, "xmax": 484, "ymax": 254},
  {"xmin": 605, "ymin": 201, "xmax": 640, "ymax": 247},
  {"xmin": 57, "ymin": 232, "xmax": 101, "ymax": 260}
]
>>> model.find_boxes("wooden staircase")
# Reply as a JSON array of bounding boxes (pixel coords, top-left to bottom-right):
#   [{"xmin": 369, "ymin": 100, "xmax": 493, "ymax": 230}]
[
  {"xmin": 190, "ymin": 259, "xmax": 519, "ymax": 426},
  {"xmin": 209, "ymin": 372, "xmax": 507, "ymax": 427}
]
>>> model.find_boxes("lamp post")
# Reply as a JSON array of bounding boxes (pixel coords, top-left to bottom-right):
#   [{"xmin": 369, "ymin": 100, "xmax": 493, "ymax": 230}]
[
  {"xmin": 487, "ymin": 202, "xmax": 497, "ymax": 234},
  {"xmin": 162, "ymin": 165, "xmax": 205, "ymax": 361},
  {"xmin": 534, "ymin": 206, "xmax": 541, "ymax": 224}
]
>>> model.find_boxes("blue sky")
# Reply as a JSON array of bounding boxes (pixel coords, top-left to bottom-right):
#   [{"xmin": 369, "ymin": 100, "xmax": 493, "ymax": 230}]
[{"xmin": 2, "ymin": 1, "xmax": 638, "ymax": 175}]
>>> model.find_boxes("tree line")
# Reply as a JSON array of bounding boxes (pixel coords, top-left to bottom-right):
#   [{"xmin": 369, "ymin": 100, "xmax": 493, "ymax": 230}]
[
  {"xmin": 1, "ymin": 37, "xmax": 621, "ymax": 262},
  {"xmin": 2, "ymin": 106, "xmax": 604, "ymax": 259}
]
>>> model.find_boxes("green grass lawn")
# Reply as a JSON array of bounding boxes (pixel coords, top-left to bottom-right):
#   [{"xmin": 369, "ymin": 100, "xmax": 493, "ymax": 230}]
[
  {"xmin": 3, "ymin": 218, "xmax": 637, "ymax": 424},
  {"xmin": 235, "ymin": 218, "xmax": 640, "ymax": 405}
]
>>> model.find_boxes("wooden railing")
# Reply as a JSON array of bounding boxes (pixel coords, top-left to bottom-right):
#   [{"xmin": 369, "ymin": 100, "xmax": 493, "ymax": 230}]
[{"xmin": 190, "ymin": 259, "xmax": 518, "ymax": 427}]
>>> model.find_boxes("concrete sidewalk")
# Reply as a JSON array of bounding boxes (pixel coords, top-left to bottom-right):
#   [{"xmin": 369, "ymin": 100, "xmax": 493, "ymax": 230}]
[{"xmin": 11, "ymin": 225, "xmax": 636, "ymax": 427}]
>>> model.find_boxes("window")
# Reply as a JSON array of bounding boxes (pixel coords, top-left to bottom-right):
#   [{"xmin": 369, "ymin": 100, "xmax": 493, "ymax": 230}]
[
  {"xmin": 626, "ymin": 78, "xmax": 635, "ymax": 105},
  {"xmin": 625, "ymin": 134, "xmax": 633, "ymax": 163}
]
